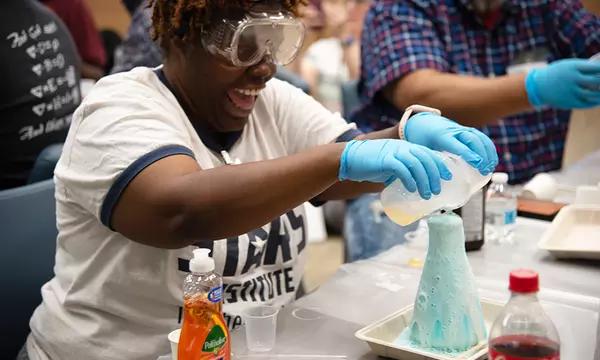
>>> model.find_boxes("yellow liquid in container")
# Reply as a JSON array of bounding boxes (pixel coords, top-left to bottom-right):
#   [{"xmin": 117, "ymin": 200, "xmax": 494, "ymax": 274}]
[
  {"xmin": 407, "ymin": 257, "xmax": 424, "ymax": 268},
  {"xmin": 383, "ymin": 207, "xmax": 424, "ymax": 226}
]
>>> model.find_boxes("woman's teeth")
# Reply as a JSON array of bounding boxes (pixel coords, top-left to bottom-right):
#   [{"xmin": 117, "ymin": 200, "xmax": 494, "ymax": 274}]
[
  {"xmin": 227, "ymin": 88, "xmax": 257, "ymax": 111},
  {"xmin": 234, "ymin": 88, "xmax": 262, "ymax": 96}
]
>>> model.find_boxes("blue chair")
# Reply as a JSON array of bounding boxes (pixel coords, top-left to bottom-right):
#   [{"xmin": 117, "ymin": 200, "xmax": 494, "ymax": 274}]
[
  {"xmin": 341, "ymin": 79, "xmax": 361, "ymax": 119},
  {"xmin": 27, "ymin": 143, "xmax": 63, "ymax": 184},
  {"xmin": 0, "ymin": 179, "xmax": 57, "ymax": 358}
]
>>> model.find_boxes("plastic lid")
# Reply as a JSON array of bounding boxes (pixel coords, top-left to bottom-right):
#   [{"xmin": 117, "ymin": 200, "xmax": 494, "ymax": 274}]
[
  {"xmin": 509, "ymin": 269, "xmax": 539, "ymax": 293},
  {"xmin": 492, "ymin": 172, "xmax": 509, "ymax": 184},
  {"xmin": 189, "ymin": 248, "xmax": 215, "ymax": 273}
]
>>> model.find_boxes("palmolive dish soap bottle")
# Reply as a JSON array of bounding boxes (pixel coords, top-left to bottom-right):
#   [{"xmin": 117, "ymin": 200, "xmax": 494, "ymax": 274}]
[
  {"xmin": 488, "ymin": 269, "xmax": 560, "ymax": 360},
  {"xmin": 178, "ymin": 249, "xmax": 231, "ymax": 360}
]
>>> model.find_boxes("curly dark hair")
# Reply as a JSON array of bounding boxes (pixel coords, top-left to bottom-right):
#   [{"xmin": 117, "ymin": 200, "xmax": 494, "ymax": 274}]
[{"xmin": 150, "ymin": 0, "xmax": 305, "ymax": 48}]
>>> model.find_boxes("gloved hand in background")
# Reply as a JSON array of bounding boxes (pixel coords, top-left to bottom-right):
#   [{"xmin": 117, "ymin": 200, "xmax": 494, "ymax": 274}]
[
  {"xmin": 525, "ymin": 58, "xmax": 600, "ymax": 109},
  {"xmin": 404, "ymin": 112, "xmax": 499, "ymax": 175},
  {"xmin": 339, "ymin": 139, "xmax": 452, "ymax": 199}
]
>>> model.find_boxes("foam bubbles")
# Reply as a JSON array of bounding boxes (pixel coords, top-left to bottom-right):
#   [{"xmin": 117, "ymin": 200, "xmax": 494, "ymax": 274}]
[{"xmin": 395, "ymin": 213, "xmax": 487, "ymax": 354}]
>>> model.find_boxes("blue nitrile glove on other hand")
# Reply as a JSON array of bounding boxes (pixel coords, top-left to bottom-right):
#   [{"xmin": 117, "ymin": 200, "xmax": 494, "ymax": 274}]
[
  {"xmin": 339, "ymin": 139, "xmax": 452, "ymax": 199},
  {"xmin": 404, "ymin": 112, "xmax": 499, "ymax": 175},
  {"xmin": 525, "ymin": 59, "xmax": 600, "ymax": 109}
]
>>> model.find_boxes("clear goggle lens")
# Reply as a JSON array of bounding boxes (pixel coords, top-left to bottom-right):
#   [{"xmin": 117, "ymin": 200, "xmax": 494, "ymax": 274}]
[
  {"xmin": 203, "ymin": 12, "xmax": 305, "ymax": 67},
  {"xmin": 235, "ymin": 22, "xmax": 305, "ymax": 66}
]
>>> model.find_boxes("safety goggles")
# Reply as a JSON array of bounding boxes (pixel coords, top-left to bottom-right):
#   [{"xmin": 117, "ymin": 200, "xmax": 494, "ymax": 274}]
[{"xmin": 201, "ymin": 11, "xmax": 305, "ymax": 67}]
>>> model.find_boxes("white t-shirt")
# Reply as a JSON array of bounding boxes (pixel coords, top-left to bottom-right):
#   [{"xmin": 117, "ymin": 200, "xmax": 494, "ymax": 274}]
[{"xmin": 26, "ymin": 67, "xmax": 356, "ymax": 360}]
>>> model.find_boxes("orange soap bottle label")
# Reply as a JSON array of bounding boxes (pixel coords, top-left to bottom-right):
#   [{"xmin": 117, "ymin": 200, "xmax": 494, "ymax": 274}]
[{"xmin": 178, "ymin": 294, "xmax": 231, "ymax": 360}]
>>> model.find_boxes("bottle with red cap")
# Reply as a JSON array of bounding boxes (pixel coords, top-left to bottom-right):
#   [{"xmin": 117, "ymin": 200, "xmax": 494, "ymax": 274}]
[{"xmin": 488, "ymin": 269, "xmax": 560, "ymax": 360}]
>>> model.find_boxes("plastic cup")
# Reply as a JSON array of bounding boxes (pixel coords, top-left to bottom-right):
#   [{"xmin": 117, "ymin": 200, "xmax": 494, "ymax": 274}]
[
  {"xmin": 243, "ymin": 305, "xmax": 279, "ymax": 352},
  {"xmin": 292, "ymin": 306, "xmax": 323, "ymax": 320},
  {"xmin": 167, "ymin": 328, "xmax": 180, "ymax": 360}
]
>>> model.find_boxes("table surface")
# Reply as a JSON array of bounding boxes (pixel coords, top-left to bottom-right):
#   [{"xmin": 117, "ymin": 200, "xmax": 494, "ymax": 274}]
[{"xmin": 230, "ymin": 217, "xmax": 600, "ymax": 360}]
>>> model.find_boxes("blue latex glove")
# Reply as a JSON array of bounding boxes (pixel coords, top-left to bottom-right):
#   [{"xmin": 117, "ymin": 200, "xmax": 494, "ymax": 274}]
[
  {"xmin": 404, "ymin": 112, "xmax": 498, "ymax": 175},
  {"xmin": 339, "ymin": 139, "xmax": 452, "ymax": 199},
  {"xmin": 525, "ymin": 59, "xmax": 600, "ymax": 109}
]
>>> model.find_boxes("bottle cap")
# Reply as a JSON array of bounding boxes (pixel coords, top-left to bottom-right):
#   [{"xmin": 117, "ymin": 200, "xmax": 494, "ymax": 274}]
[
  {"xmin": 509, "ymin": 269, "xmax": 539, "ymax": 293},
  {"xmin": 189, "ymin": 248, "xmax": 215, "ymax": 273},
  {"xmin": 492, "ymin": 172, "xmax": 509, "ymax": 184}
]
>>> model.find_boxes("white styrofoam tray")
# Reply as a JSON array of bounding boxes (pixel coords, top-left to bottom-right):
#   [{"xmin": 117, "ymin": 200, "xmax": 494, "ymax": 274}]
[
  {"xmin": 538, "ymin": 205, "xmax": 600, "ymax": 260},
  {"xmin": 354, "ymin": 299, "xmax": 503, "ymax": 360}
]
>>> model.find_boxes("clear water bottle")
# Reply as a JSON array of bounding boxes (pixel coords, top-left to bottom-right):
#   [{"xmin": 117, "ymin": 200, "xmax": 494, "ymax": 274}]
[
  {"xmin": 489, "ymin": 269, "xmax": 560, "ymax": 360},
  {"xmin": 486, "ymin": 172, "xmax": 517, "ymax": 244}
]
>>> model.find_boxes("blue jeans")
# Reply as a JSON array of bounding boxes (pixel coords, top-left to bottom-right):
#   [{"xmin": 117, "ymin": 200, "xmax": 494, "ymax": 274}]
[{"xmin": 343, "ymin": 194, "xmax": 417, "ymax": 262}]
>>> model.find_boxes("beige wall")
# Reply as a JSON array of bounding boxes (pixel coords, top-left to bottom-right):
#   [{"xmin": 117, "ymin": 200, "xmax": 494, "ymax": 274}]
[
  {"xmin": 84, "ymin": 0, "xmax": 131, "ymax": 37},
  {"xmin": 582, "ymin": 0, "xmax": 600, "ymax": 15},
  {"xmin": 562, "ymin": 0, "xmax": 600, "ymax": 167},
  {"xmin": 563, "ymin": 109, "xmax": 600, "ymax": 168}
]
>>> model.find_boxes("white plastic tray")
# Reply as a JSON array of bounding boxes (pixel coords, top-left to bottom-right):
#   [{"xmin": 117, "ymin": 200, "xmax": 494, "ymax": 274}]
[
  {"xmin": 355, "ymin": 299, "xmax": 504, "ymax": 360},
  {"xmin": 538, "ymin": 205, "xmax": 600, "ymax": 260}
]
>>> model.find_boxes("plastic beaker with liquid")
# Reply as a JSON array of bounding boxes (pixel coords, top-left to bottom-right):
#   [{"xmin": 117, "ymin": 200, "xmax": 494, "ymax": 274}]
[{"xmin": 381, "ymin": 152, "xmax": 491, "ymax": 226}]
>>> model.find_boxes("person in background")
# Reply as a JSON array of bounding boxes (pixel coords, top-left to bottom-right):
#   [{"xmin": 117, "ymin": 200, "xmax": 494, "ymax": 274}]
[
  {"xmin": 110, "ymin": 0, "xmax": 162, "ymax": 74},
  {"xmin": 300, "ymin": 0, "xmax": 369, "ymax": 113},
  {"xmin": 41, "ymin": 0, "xmax": 107, "ymax": 80},
  {"xmin": 0, "ymin": 0, "xmax": 81, "ymax": 190},
  {"xmin": 21, "ymin": 0, "xmax": 496, "ymax": 359},
  {"xmin": 299, "ymin": 0, "xmax": 370, "ymax": 238},
  {"xmin": 281, "ymin": 0, "xmax": 324, "ymax": 74},
  {"xmin": 345, "ymin": 0, "xmax": 600, "ymax": 261}
]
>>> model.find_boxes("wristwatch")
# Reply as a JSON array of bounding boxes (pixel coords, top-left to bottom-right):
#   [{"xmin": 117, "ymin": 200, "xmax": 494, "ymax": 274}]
[{"xmin": 398, "ymin": 104, "xmax": 442, "ymax": 140}]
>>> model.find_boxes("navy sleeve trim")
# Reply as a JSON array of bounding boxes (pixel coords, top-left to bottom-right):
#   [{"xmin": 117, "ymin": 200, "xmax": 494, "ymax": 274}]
[
  {"xmin": 100, "ymin": 144, "xmax": 195, "ymax": 230},
  {"xmin": 336, "ymin": 128, "xmax": 363, "ymax": 142},
  {"xmin": 309, "ymin": 198, "xmax": 326, "ymax": 207}
]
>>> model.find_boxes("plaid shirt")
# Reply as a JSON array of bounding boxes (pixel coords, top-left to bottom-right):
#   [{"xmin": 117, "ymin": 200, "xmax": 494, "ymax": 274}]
[{"xmin": 353, "ymin": 0, "xmax": 600, "ymax": 183}]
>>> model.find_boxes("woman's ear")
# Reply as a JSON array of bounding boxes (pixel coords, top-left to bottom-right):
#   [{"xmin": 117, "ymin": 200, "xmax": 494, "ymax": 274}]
[{"xmin": 163, "ymin": 35, "xmax": 193, "ymax": 62}]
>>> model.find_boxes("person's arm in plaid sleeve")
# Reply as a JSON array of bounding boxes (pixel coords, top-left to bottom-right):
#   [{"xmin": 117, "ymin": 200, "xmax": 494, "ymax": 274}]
[
  {"xmin": 548, "ymin": 0, "xmax": 600, "ymax": 58},
  {"xmin": 365, "ymin": 1, "xmax": 530, "ymax": 127}
]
